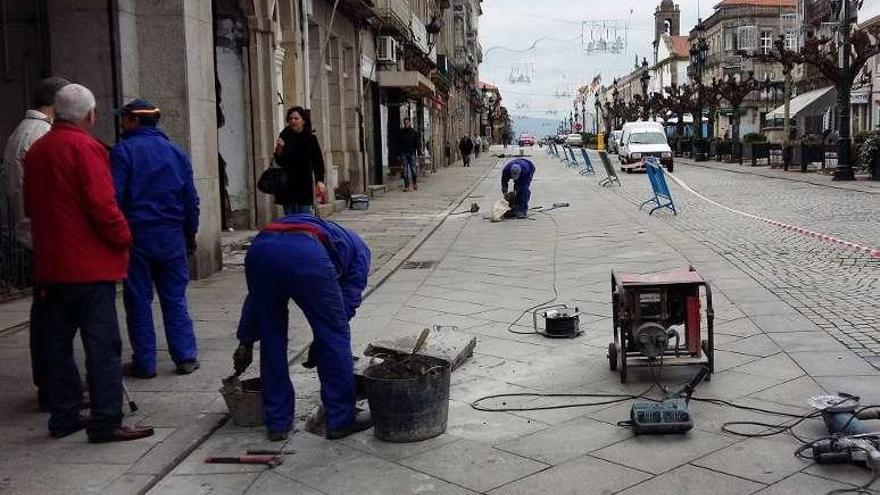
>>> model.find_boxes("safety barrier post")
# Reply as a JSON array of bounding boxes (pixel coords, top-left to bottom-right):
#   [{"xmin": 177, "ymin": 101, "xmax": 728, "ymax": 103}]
[
  {"xmin": 598, "ymin": 151, "xmax": 620, "ymax": 186},
  {"xmin": 639, "ymin": 157, "xmax": 677, "ymax": 215}
]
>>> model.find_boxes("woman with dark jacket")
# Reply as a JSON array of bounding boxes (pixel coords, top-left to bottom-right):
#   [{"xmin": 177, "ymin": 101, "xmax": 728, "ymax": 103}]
[{"xmin": 274, "ymin": 106, "xmax": 326, "ymax": 214}]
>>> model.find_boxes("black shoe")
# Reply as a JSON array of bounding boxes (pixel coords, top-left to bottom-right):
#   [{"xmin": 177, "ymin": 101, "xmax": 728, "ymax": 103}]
[
  {"xmin": 50, "ymin": 416, "xmax": 88, "ymax": 439},
  {"xmin": 123, "ymin": 362, "xmax": 156, "ymax": 379},
  {"xmin": 326, "ymin": 411, "xmax": 373, "ymax": 440},
  {"xmin": 175, "ymin": 360, "xmax": 200, "ymax": 375}
]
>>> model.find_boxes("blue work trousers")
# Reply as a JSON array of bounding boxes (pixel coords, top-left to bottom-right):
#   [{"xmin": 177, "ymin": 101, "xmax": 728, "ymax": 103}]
[
  {"xmin": 123, "ymin": 229, "xmax": 197, "ymax": 373},
  {"xmin": 242, "ymin": 232, "xmax": 355, "ymax": 433},
  {"xmin": 401, "ymin": 152, "xmax": 418, "ymax": 188},
  {"xmin": 283, "ymin": 203, "xmax": 314, "ymax": 215},
  {"xmin": 514, "ymin": 185, "xmax": 532, "ymax": 214}
]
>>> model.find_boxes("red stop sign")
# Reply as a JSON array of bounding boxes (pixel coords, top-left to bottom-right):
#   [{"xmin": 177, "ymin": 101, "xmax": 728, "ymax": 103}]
[{"xmin": 575, "ymin": 123, "xmax": 583, "ymax": 131}]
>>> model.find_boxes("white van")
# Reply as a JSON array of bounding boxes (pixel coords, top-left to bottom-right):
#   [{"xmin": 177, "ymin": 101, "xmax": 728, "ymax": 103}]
[{"xmin": 619, "ymin": 122, "xmax": 673, "ymax": 173}]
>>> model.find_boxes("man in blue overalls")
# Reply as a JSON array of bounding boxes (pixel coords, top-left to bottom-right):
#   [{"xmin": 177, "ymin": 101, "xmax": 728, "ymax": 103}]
[
  {"xmin": 110, "ymin": 99, "xmax": 201, "ymax": 378},
  {"xmin": 233, "ymin": 214, "xmax": 371, "ymax": 441},
  {"xmin": 501, "ymin": 158, "xmax": 536, "ymax": 219}
]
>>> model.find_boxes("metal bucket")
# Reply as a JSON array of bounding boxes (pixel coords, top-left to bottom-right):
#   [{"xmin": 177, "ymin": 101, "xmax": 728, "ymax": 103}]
[
  {"xmin": 220, "ymin": 376, "xmax": 264, "ymax": 427},
  {"xmin": 363, "ymin": 356, "xmax": 450, "ymax": 443}
]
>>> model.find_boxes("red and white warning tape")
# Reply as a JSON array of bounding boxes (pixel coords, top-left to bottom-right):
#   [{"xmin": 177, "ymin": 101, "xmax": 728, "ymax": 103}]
[{"xmin": 665, "ymin": 172, "xmax": 880, "ymax": 259}]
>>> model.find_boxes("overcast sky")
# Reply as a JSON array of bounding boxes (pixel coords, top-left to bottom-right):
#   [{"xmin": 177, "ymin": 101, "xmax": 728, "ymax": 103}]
[
  {"xmin": 479, "ymin": 0, "xmax": 703, "ymax": 124},
  {"xmin": 479, "ymin": 0, "xmax": 880, "ymax": 127}
]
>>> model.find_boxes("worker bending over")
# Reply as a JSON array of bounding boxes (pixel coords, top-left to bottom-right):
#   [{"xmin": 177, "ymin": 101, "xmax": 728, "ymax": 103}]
[
  {"xmin": 501, "ymin": 158, "xmax": 535, "ymax": 218},
  {"xmin": 233, "ymin": 214, "xmax": 371, "ymax": 441}
]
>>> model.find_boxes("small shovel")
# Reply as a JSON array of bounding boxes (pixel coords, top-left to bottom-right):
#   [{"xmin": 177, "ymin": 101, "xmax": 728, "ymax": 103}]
[{"xmin": 402, "ymin": 328, "xmax": 430, "ymax": 374}]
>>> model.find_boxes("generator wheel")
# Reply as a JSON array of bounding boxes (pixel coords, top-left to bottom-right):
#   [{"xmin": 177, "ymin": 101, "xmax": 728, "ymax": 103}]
[{"xmin": 608, "ymin": 343, "xmax": 618, "ymax": 371}]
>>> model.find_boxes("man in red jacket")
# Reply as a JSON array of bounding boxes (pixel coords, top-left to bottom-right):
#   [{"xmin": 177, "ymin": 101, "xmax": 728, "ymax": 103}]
[{"xmin": 24, "ymin": 84, "xmax": 154, "ymax": 443}]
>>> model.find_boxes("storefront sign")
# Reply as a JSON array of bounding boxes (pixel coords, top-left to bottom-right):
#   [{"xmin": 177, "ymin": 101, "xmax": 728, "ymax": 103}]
[{"xmin": 851, "ymin": 92, "xmax": 869, "ymax": 105}]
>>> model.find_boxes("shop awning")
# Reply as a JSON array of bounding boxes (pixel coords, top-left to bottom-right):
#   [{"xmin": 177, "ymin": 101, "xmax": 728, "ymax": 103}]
[
  {"xmin": 378, "ymin": 70, "xmax": 435, "ymax": 98},
  {"xmin": 767, "ymin": 86, "xmax": 836, "ymax": 120}
]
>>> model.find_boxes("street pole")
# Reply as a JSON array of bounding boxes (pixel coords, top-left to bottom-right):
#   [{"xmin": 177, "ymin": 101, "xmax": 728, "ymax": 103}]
[
  {"xmin": 783, "ymin": 70, "xmax": 792, "ymax": 170},
  {"xmin": 834, "ymin": 0, "xmax": 856, "ymax": 181},
  {"xmin": 581, "ymin": 99, "xmax": 586, "ymax": 133}
]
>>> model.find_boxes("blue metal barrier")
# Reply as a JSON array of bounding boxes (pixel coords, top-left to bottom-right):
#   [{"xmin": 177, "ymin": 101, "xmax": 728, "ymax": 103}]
[
  {"xmin": 559, "ymin": 145, "xmax": 570, "ymax": 165},
  {"xmin": 598, "ymin": 151, "xmax": 620, "ymax": 186},
  {"xmin": 579, "ymin": 149, "xmax": 595, "ymax": 175},
  {"xmin": 565, "ymin": 146, "xmax": 579, "ymax": 168},
  {"xmin": 639, "ymin": 157, "xmax": 677, "ymax": 215}
]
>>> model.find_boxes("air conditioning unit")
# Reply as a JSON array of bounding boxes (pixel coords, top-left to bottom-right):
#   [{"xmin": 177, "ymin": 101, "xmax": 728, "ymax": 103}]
[{"xmin": 377, "ymin": 36, "xmax": 398, "ymax": 64}]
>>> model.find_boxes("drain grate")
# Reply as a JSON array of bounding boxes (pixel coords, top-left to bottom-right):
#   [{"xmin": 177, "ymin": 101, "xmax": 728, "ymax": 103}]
[{"xmin": 401, "ymin": 260, "xmax": 437, "ymax": 270}]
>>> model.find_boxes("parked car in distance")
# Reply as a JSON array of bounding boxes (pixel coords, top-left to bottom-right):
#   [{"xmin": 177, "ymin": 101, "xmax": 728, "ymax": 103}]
[
  {"xmin": 518, "ymin": 133, "xmax": 535, "ymax": 146},
  {"xmin": 565, "ymin": 133, "xmax": 583, "ymax": 147},
  {"xmin": 607, "ymin": 130, "xmax": 623, "ymax": 154},
  {"xmin": 619, "ymin": 127, "xmax": 673, "ymax": 173}
]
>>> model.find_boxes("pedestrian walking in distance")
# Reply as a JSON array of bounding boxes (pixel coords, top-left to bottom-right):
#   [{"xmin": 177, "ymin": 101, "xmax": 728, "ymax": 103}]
[
  {"xmin": 2, "ymin": 76, "xmax": 69, "ymax": 412},
  {"xmin": 24, "ymin": 84, "xmax": 154, "ymax": 443},
  {"xmin": 473, "ymin": 135, "xmax": 482, "ymax": 159},
  {"xmin": 275, "ymin": 106, "xmax": 326, "ymax": 214},
  {"xmin": 459, "ymin": 135, "xmax": 474, "ymax": 167},
  {"xmin": 399, "ymin": 117, "xmax": 421, "ymax": 191},
  {"xmin": 233, "ymin": 214, "xmax": 373, "ymax": 441},
  {"xmin": 110, "ymin": 99, "xmax": 201, "ymax": 378}
]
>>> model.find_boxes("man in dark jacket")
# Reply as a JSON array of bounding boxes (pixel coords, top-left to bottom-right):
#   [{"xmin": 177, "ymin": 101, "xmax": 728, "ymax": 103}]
[
  {"xmin": 24, "ymin": 84, "xmax": 154, "ymax": 443},
  {"xmin": 111, "ymin": 99, "xmax": 201, "ymax": 378},
  {"xmin": 459, "ymin": 135, "xmax": 474, "ymax": 167},
  {"xmin": 399, "ymin": 118, "xmax": 420, "ymax": 191}
]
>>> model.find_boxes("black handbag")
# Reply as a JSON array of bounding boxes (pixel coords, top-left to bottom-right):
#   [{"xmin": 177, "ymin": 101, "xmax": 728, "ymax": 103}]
[{"xmin": 257, "ymin": 160, "xmax": 290, "ymax": 201}]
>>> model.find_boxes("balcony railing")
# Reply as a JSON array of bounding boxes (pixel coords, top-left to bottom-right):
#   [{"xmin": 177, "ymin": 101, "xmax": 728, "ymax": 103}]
[
  {"xmin": 374, "ymin": 0, "xmax": 412, "ymax": 38},
  {"xmin": 410, "ymin": 13, "xmax": 429, "ymax": 55}
]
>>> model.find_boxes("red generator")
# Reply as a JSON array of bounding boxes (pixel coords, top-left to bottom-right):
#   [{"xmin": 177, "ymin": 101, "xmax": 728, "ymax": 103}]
[{"xmin": 608, "ymin": 268, "xmax": 714, "ymax": 383}]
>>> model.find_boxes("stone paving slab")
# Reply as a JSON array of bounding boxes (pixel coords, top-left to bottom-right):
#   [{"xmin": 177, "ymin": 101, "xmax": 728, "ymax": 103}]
[{"xmin": 614, "ymin": 464, "xmax": 765, "ymax": 495}]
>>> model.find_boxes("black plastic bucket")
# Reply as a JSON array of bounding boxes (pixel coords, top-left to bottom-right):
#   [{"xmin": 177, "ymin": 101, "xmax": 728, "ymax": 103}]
[{"xmin": 363, "ymin": 356, "xmax": 451, "ymax": 443}]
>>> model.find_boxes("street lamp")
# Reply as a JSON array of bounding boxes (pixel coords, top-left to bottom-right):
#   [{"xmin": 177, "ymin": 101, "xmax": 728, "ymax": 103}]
[
  {"xmin": 640, "ymin": 59, "xmax": 651, "ymax": 121},
  {"xmin": 689, "ymin": 20, "xmax": 709, "ymax": 161},
  {"xmin": 612, "ymin": 80, "xmax": 620, "ymax": 128},
  {"xmin": 581, "ymin": 98, "xmax": 587, "ymax": 133}
]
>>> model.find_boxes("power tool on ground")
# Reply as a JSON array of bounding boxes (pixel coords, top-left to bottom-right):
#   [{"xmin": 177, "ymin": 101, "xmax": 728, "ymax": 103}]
[{"xmin": 809, "ymin": 393, "xmax": 880, "ymax": 470}]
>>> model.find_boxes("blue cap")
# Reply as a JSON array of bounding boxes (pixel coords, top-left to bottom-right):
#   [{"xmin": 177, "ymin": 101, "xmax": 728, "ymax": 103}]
[{"xmin": 116, "ymin": 99, "xmax": 160, "ymax": 117}]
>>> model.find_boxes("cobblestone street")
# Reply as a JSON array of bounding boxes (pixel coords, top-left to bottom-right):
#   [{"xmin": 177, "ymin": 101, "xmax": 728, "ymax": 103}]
[{"xmin": 601, "ymin": 153, "xmax": 880, "ymax": 365}]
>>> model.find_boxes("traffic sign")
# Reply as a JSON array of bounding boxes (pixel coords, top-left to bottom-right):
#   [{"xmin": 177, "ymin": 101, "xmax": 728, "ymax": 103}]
[{"xmin": 575, "ymin": 123, "xmax": 583, "ymax": 131}]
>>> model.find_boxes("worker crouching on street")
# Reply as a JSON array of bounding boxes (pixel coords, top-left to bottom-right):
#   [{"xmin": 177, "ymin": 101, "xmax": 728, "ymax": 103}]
[
  {"xmin": 233, "ymin": 214, "xmax": 372, "ymax": 441},
  {"xmin": 501, "ymin": 158, "xmax": 536, "ymax": 218},
  {"xmin": 110, "ymin": 99, "xmax": 201, "ymax": 378}
]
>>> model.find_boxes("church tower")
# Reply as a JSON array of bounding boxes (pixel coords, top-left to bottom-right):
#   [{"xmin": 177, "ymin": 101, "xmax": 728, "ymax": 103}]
[{"xmin": 654, "ymin": 0, "xmax": 680, "ymax": 45}]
